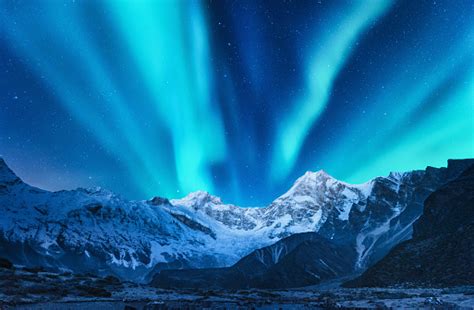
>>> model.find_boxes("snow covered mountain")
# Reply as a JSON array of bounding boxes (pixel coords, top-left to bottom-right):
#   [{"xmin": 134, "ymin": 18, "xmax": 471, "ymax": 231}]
[
  {"xmin": 345, "ymin": 163, "xmax": 474, "ymax": 288},
  {"xmin": 0, "ymin": 157, "xmax": 472, "ymax": 282}
]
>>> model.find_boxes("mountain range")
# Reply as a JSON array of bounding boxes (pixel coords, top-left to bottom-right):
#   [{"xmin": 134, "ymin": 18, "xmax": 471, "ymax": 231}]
[
  {"xmin": 0, "ymin": 157, "xmax": 473, "ymax": 286},
  {"xmin": 345, "ymin": 163, "xmax": 474, "ymax": 288}
]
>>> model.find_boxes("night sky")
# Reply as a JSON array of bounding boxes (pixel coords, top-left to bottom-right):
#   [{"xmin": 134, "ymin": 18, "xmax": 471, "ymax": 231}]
[{"xmin": 1, "ymin": 0, "xmax": 473, "ymax": 206}]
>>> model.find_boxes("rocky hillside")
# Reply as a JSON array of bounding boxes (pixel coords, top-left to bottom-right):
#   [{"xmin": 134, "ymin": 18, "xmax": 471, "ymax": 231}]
[
  {"xmin": 344, "ymin": 164, "xmax": 474, "ymax": 288},
  {"xmin": 153, "ymin": 160, "xmax": 474, "ymax": 289},
  {"xmin": 153, "ymin": 232, "xmax": 356, "ymax": 289},
  {"xmin": 0, "ymin": 157, "xmax": 472, "ymax": 283}
]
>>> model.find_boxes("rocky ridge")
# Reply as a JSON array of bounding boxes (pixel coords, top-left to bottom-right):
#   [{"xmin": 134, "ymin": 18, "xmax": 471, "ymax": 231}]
[
  {"xmin": 0, "ymin": 157, "xmax": 472, "ymax": 283},
  {"xmin": 344, "ymin": 163, "xmax": 474, "ymax": 288}
]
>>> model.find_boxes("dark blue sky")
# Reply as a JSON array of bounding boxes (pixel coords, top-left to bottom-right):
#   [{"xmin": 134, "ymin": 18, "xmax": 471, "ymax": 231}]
[{"xmin": 1, "ymin": 0, "xmax": 473, "ymax": 206}]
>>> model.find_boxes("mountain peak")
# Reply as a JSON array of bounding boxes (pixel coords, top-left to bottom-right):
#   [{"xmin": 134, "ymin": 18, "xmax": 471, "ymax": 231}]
[
  {"xmin": 0, "ymin": 157, "xmax": 21, "ymax": 184},
  {"xmin": 171, "ymin": 190, "xmax": 223, "ymax": 209},
  {"xmin": 275, "ymin": 170, "xmax": 339, "ymax": 203},
  {"xmin": 76, "ymin": 186, "xmax": 117, "ymax": 199},
  {"xmin": 296, "ymin": 169, "xmax": 335, "ymax": 185},
  {"xmin": 305, "ymin": 169, "xmax": 331, "ymax": 178}
]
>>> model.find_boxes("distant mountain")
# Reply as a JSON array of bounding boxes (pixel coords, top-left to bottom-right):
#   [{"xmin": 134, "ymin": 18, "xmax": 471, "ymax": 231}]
[
  {"xmin": 152, "ymin": 161, "xmax": 474, "ymax": 289},
  {"xmin": 344, "ymin": 163, "xmax": 474, "ymax": 288},
  {"xmin": 0, "ymin": 157, "xmax": 472, "ymax": 284}
]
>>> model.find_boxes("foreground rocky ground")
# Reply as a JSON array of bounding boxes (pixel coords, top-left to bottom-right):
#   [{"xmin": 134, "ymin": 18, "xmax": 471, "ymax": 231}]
[{"xmin": 1, "ymin": 261, "xmax": 474, "ymax": 309}]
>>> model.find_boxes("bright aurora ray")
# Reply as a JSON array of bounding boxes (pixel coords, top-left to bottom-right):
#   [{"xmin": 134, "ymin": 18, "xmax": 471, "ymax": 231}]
[{"xmin": 1, "ymin": 0, "xmax": 473, "ymax": 206}]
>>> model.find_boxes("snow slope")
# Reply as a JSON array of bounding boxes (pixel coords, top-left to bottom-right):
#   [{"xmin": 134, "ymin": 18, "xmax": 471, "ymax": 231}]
[{"xmin": 0, "ymin": 157, "xmax": 471, "ymax": 282}]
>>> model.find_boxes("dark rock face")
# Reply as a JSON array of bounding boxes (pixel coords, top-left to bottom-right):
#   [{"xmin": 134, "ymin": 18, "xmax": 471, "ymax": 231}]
[
  {"xmin": 312, "ymin": 159, "xmax": 474, "ymax": 271},
  {"xmin": 153, "ymin": 232, "xmax": 356, "ymax": 289},
  {"xmin": 0, "ymin": 257, "xmax": 13, "ymax": 269},
  {"xmin": 255, "ymin": 237, "xmax": 356, "ymax": 288},
  {"xmin": 344, "ymin": 164, "xmax": 474, "ymax": 288},
  {"xmin": 413, "ymin": 166, "xmax": 474, "ymax": 240},
  {"xmin": 0, "ymin": 158, "xmax": 22, "ymax": 192},
  {"xmin": 149, "ymin": 196, "xmax": 170, "ymax": 206},
  {"xmin": 169, "ymin": 213, "xmax": 216, "ymax": 239}
]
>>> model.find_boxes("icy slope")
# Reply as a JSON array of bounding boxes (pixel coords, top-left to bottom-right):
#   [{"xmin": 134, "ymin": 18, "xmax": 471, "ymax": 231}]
[{"xmin": 0, "ymin": 157, "xmax": 472, "ymax": 282}]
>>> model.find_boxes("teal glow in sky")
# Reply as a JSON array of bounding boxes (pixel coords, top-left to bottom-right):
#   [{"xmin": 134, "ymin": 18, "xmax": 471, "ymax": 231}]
[
  {"xmin": 1, "ymin": 0, "xmax": 473, "ymax": 205},
  {"xmin": 271, "ymin": 0, "xmax": 393, "ymax": 181}
]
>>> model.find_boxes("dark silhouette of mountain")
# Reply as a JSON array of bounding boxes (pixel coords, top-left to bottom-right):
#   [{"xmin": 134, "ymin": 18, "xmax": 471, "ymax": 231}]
[
  {"xmin": 344, "ymin": 163, "xmax": 474, "ymax": 288},
  {"xmin": 153, "ymin": 232, "xmax": 355, "ymax": 289}
]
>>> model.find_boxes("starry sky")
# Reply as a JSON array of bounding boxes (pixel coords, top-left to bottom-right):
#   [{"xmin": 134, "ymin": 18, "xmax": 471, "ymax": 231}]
[{"xmin": 1, "ymin": 0, "xmax": 473, "ymax": 206}]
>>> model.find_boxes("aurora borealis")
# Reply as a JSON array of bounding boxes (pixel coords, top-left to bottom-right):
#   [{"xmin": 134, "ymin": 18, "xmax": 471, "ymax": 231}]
[{"xmin": 1, "ymin": 0, "xmax": 473, "ymax": 206}]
